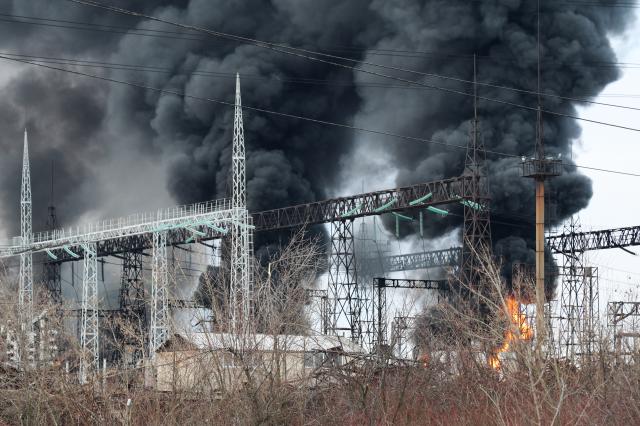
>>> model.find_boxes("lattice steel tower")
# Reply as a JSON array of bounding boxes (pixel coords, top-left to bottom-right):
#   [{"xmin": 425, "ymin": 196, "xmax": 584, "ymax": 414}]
[
  {"xmin": 79, "ymin": 242, "xmax": 98, "ymax": 383},
  {"xmin": 19, "ymin": 129, "xmax": 34, "ymax": 327},
  {"xmin": 150, "ymin": 231, "xmax": 168, "ymax": 358},
  {"xmin": 230, "ymin": 74, "xmax": 253, "ymax": 330},
  {"xmin": 44, "ymin": 163, "xmax": 62, "ymax": 305},
  {"xmin": 119, "ymin": 250, "xmax": 145, "ymax": 362},
  {"xmin": 460, "ymin": 56, "xmax": 492, "ymax": 305},
  {"xmin": 328, "ymin": 219, "xmax": 361, "ymax": 343},
  {"xmin": 558, "ymin": 218, "xmax": 600, "ymax": 360}
]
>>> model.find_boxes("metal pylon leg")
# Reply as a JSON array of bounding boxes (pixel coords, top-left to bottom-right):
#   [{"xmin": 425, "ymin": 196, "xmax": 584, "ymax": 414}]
[
  {"xmin": 150, "ymin": 232, "xmax": 168, "ymax": 359},
  {"xmin": 79, "ymin": 242, "xmax": 98, "ymax": 384},
  {"xmin": 119, "ymin": 250, "xmax": 145, "ymax": 362},
  {"xmin": 328, "ymin": 220, "xmax": 361, "ymax": 343}
]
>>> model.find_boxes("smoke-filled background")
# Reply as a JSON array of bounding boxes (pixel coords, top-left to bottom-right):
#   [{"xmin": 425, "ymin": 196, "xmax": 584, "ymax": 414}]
[{"xmin": 0, "ymin": 0, "xmax": 634, "ymax": 300}]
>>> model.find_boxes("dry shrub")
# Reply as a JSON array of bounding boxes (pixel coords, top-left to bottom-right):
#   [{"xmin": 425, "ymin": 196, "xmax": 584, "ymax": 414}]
[{"xmin": 1, "ymin": 240, "xmax": 640, "ymax": 425}]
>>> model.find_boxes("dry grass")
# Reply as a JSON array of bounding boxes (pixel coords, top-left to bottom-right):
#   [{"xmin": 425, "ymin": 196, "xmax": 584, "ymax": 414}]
[{"xmin": 1, "ymin": 240, "xmax": 640, "ymax": 425}]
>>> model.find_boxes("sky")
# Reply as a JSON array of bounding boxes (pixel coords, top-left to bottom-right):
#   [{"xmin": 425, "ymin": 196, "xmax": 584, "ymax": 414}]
[{"xmin": 574, "ymin": 12, "xmax": 640, "ymax": 317}]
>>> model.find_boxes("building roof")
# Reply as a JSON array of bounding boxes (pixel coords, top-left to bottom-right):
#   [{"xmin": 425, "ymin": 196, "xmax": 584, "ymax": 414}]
[{"xmin": 159, "ymin": 332, "xmax": 364, "ymax": 354}]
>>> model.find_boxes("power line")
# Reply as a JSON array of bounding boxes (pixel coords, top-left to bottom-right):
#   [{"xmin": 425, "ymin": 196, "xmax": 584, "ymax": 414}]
[
  {"xmin": 2, "ymin": 53, "xmax": 639, "ymax": 180},
  {"xmin": 6, "ymin": 11, "xmax": 640, "ymax": 70},
  {"xmin": 5, "ymin": 10, "xmax": 640, "ymax": 107},
  {"xmin": 64, "ymin": 0, "xmax": 640, "ymax": 132},
  {"xmin": 563, "ymin": 1, "xmax": 640, "ymax": 8},
  {"xmin": 4, "ymin": 49, "xmax": 640, "ymax": 113}
]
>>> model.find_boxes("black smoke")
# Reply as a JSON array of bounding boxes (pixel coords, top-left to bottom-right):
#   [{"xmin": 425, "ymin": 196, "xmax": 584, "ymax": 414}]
[{"xmin": 0, "ymin": 1, "xmax": 633, "ymax": 301}]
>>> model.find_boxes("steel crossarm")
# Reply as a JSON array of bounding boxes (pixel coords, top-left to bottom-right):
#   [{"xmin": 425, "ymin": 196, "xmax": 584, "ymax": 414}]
[
  {"xmin": 374, "ymin": 278, "xmax": 449, "ymax": 290},
  {"xmin": 367, "ymin": 247, "xmax": 462, "ymax": 273},
  {"xmin": 547, "ymin": 226, "xmax": 640, "ymax": 254},
  {"xmin": 252, "ymin": 176, "xmax": 470, "ymax": 231},
  {"xmin": 0, "ymin": 203, "xmax": 238, "ymax": 258}
]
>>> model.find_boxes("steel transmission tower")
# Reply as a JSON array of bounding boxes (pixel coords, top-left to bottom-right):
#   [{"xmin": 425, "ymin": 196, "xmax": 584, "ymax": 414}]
[
  {"xmin": 230, "ymin": 74, "xmax": 253, "ymax": 330},
  {"xmin": 328, "ymin": 219, "xmax": 361, "ymax": 343},
  {"xmin": 150, "ymin": 231, "xmax": 169, "ymax": 358},
  {"xmin": 558, "ymin": 218, "xmax": 600, "ymax": 360},
  {"xmin": 460, "ymin": 57, "xmax": 492, "ymax": 305},
  {"xmin": 119, "ymin": 250, "xmax": 145, "ymax": 362},
  {"xmin": 79, "ymin": 242, "xmax": 98, "ymax": 383},
  {"xmin": 44, "ymin": 163, "xmax": 62, "ymax": 305},
  {"xmin": 19, "ymin": 129, "xmax": 34, "ymax": 327}
]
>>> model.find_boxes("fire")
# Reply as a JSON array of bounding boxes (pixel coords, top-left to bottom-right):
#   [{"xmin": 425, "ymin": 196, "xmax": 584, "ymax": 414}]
[{"xmin": 488, "ymin": 296, "xmax": 533, "ymax": 370}]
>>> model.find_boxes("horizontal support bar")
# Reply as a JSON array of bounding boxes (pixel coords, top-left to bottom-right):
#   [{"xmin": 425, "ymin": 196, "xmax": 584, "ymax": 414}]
[
  {"xmin": 392, "ymin": 212, "xmax": 413, "ymax": 222},
  {"xmin": 426, "ymin": 206, "xmax": 449, "ymax": 216},
  {"xmin": 409, "ymin": 192, "xmax": 433, "ymax": 206},
  {"xmin": 63, "ymin": 246, "xmax": 79, "ymax": 258}
]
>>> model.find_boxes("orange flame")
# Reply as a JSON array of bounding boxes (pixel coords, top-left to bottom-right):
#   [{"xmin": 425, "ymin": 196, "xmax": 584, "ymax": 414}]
[{"xmin": 489, "ymin": 296, "xmax": 533, "ymax": 370}]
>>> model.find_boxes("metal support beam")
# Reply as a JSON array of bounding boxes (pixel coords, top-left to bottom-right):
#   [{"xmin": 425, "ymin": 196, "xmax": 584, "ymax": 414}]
[
  {"xmin": 461, "ymin": 57, "xmax": 492, "ymax": 309},
  {"xmin": 230, "ymin": 74, "xmax": 253, "ymax": 330},
  {"xmin": 328, "ymin": 220, "xmax": 361, "ymax": 343},
  {"xmin": 79, "ymin": 242, "xmax": 98, "ymax": 384},
  {"xmin": 372, "ymin": 278, "xmax": 449, "ymax": 348},
  {"xmin": 252, "ymin": 177, "xmax": 471, "ymax": 232},
  {"xmin": 19, "ymin": 129, "xmax": 33, "ymax": 326},
  {"xmin": 150, "ymin": 231, "xmax": 169, "ymax": 359},
  {"xmin": 119, "ymin": 250, "xmax": 145, "ymax": 362},
  {"xmin": 548, "ymin": 226, "xmax": 640, "ymax": 254},
  {"xmin": 365, "ymin": 247, "xmax": 462, "ymax": 274},
  {"xmin": 608, "ymin": 301, "xmax": 640, "ymax": 357},
  {"xmin": 305, "ymin": 289, "xmax": 329, "ymax": 335}
]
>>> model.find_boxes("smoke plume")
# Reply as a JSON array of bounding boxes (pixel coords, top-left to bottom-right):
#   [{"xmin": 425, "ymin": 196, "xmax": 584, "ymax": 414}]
[{"xmin": 0, "ymin": 1, "xmax": 633, "ymax": 300}]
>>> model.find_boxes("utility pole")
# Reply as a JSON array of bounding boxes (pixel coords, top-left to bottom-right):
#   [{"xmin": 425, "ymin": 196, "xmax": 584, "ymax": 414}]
[{"xmin": 521, "ymin": 1, "xmax": 562, "ymax": 358}]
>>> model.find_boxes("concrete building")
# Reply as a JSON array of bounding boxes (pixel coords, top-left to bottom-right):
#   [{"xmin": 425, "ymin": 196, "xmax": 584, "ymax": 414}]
[{"xmin": 152, "ymin": 332, "xmax": 364, "ymax": 393}]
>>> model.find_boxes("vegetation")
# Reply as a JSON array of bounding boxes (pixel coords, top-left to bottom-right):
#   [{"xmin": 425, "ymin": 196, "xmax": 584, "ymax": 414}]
[{"xmin": 0, "ymin": 241, "xmax": 639, "ymax": 425}]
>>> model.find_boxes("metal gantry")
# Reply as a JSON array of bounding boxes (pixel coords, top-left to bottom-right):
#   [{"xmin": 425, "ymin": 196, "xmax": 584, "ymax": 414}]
[
  {"xmin": 79, "ymin": 242, "xmax": 98, "ymax": 384},
  {"xmin": 19, "ymin": 129, "xmax": 34, "ymax": 326},
  {"xmin": 252, "ymin": 176, "xmax": 471, "ymax": 232},
  {"xmin": 556, "ymin": 218, "xmax": 601, "ymax": 360},
  {"xmin": 608, "ymin": 301, "xmax": 640, "ymax": 357},
  {"xmin": 372, "ymin": 278, "xmax": 448, "ymax": 349}
]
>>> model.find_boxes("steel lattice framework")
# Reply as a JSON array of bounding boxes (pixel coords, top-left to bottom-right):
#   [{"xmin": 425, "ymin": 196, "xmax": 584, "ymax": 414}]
[
  {"xmin": 558, "ymin": 220, "xmax": 586, "ymax": 360},
  {"xmin": 547, "ymin": 226, "xmax": 640, "ymax": 254},
  {"xmin": 252, "ymin": 176, "xmax": 472, "ymax": 231},
  {"xmin": 230, "ymin": 74, "xmax": 253, "ymax": 329},
  {"xmin": 44, "ymin": 201, "xmax": 62, "ymax": 306},
  {"xmin": 79, "ymin": 242, "xmax": 98, "ymax": 384},
  {"xmin": 119, "ymin": 250, "xmax": 145, "ymax": 362},
  {"xmin": 556, "ymin": 219, "xmax": 601, "ymax": 361},
  {"xmin": 150, "ymin": 231, "xmax": 169, "ymax": 358},
  {"xmin": 328, "ymin": 220, "xmax": 361, "ymax": 342},
  {"xmin": 365, "ymin": 247, "xmax": 462, "ymax": 273},
  {"xmin": 461, "ymin": 65, "xmax": 492, "ymax": 305},
  {"xmin": 608, "ymin": 301, "xmax": 640, "ymax": 357},
  {"xmin": 19, "ymin": 129, "xmax": 33, "ymax": 326},
  {"xmin": 0, "ymin": 83, "xmax": 251, "ymax": 376},
  {"xmin": 372, "ymin": 278, "xmax": 448, "ymax": 349}
]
